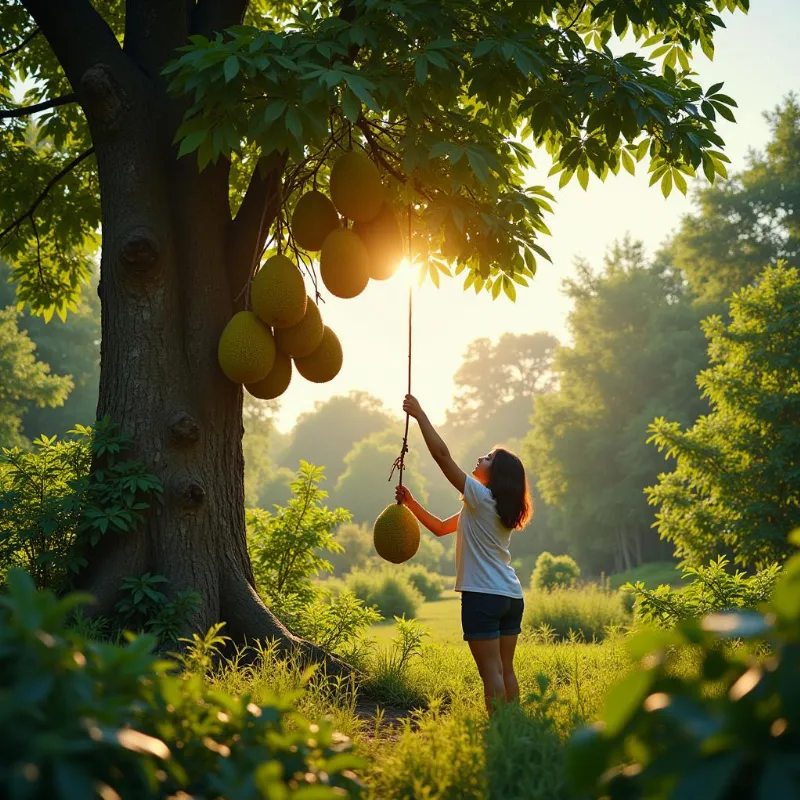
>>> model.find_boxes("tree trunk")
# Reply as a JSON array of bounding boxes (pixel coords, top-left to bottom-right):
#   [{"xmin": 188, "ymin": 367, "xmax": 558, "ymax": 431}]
[{"xmin": 53, "ymin": 30, "xmax": 350, "ymax": 677}]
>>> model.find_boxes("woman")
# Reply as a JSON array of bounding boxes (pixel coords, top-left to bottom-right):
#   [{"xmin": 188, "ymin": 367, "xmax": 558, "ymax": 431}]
[{"xmin": 395, "ymin": 394, "xmax": 532, "ymax": 715}]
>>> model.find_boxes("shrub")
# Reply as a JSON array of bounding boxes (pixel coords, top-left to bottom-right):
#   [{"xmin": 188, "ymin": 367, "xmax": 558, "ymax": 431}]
[
  {"xmin": 327, "ymin": 522, "xmax": 373, "ymax": 575},
  {"xmin": 0, "ymin": 569, "xmax": 364, "ymax": 799},
  {"xmin": 523, "ymin": 586, "xmax": 629, "ymax": 642},
  {"xmin": 346, "ymin": 567, "xmax": 423, "ymax": 619},
  {"xmin": 402, "ymin": 564, "xmax": 444, "ymax": 601},
  {"xmin": 626, "ymin": 556, "xmax": 781, "ymax": 628},
  {"xmin": 531, "ymin": 551, "xmax": 581, "ymax": 591},
  {"xmin": 566, "ymin": 530, "xmax": 800, "ymax": 799},
  {"xmin": 0, "ymin": 419, "xmax": 161, "ymax": 591}
]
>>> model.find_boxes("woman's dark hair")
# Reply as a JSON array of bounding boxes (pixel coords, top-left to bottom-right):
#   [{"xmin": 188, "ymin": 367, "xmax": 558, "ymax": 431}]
[{"xmin": 487, "ymin": 447, "xmax": 533, "ymax": 530}]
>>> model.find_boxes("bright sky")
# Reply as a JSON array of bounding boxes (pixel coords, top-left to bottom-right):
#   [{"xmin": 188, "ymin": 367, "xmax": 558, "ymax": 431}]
[{"xmin": 271, "ymin": 0, "xmax": 800, "ymax": 434}]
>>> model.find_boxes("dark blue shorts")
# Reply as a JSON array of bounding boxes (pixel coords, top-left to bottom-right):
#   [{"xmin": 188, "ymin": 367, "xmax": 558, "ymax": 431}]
[{"xmin": 460, "ymin": 591, "xmax": 525, "ymax": 641}]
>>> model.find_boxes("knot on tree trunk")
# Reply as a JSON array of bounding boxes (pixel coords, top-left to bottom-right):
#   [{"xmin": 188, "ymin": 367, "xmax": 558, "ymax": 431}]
[
  {"xmin": 121, "ymin": 228, "xmax": 160, "ymax": 273},
  {"xmin": 168, "ymin": 411, "xmax": 200, "ymax": 445},
  {"xmin": 80, "ymin": 63, "xmax": 125, "ymax": 129},
  {"xmin": 173, "ymin": 475, "xmax": 206, "ymax": 508}
]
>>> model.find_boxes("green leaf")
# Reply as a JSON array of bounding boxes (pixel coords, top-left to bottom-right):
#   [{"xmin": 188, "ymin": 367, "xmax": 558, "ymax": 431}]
[
  {"xmin": 415, "ymin": 55, "xmax": 428, "ymax": 85},
  {"xmin": 601, "ymin": 669, "xmax": 654, "ymax": 735},
  {"xmin": 661, "ymin": 170, "xmax": 673, "ymax": 198},
  {"xmin": 673, "ymin": 169, "xmax": 687, "ymax": 195},
  {"xmin": 621, "ymin": 149, "xmax": 635, "ymax": 176},
  {"xmin": 341, "ymin": 89, "xmax": 361, "ymax": 124},
  {"xmin": 223, "ymin": 56, "xmax": 239, "ymax": 83}
]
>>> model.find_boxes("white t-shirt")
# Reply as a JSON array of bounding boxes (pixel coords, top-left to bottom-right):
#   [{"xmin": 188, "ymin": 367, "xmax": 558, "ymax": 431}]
[{"xmin": 454, "ymin": 475, "xmax": 523, "ymax": 599}]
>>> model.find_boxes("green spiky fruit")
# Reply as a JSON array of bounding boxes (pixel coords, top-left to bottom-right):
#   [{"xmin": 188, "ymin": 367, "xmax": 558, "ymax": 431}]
[
  {"xmin": 373, "ymin": 503, "xmax": 420, "ymax": 564},
  {"xmin": 291, "ymin": 190, "xmax": 340, "ymax": 251},
  {"xmin": 329, "ymin": 151, "xmax": 384, "ymax": 223},
  {"xmin": 293, "ymin": 325, "xmax": 342, "ymax": 383},
  {"xmin": 353, "ymin": 202, "xmax": 404, "ymax": 280},
  {"xmin": 246, "ymin": 351, "xmax": 292, "ymax": 399},
  {"xmin": 320, "ymin": 229, "xmax": 370, "ymax": 299},
  {"xmin": 251, "ymin": 254, "xmax": 307, "ymax": 328},
  {"xmin": 218, "ymin": 311, "xmax": 276, "ymax": 384},
  {"xmin": 274, "ymin": 296, "xmax": 324, "ymax": 358}
]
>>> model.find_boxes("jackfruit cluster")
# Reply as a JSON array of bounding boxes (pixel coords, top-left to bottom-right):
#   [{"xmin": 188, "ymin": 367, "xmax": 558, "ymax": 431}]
[
  {"xmin": 373, "ymin": 503, "xmax": 420, "ymax": 564},
  {"xmin": 288, "ymin": 151, "xmax": 404, "ymax": 301},
  {"xmin": 218, "ymin": 255, "xmax": 342, "ymax": 397}
]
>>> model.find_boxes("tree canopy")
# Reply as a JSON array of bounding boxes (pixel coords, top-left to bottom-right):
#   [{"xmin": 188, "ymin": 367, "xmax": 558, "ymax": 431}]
[
  {"xmin": 647, "ymin": 263, "xmax": 800, "ymax": 570},
  {"xmin": 667, "ymin": 94, "xmax": 800, "ymax": 302},
  {"xmin": 1, "ymin": 0, "xmax": 746, "ymax": 317},
  {"xmin": 525, "ymin": 239, "xmax": 709, "ymax": 573},
  {"xmin": 0, "ymin": 306, "xmax": 72, "ymax": 448}
]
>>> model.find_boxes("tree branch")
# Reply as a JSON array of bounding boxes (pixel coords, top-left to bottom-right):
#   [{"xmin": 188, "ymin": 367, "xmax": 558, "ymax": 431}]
[
  {"xmin": 21, "ymin": 0, "xmax": 128, "ymax": 90},
  {"xmin": 0, "ymin": 26, "xmax": 40, "ymax": 58},
  {"xmin": 0, "ymin": 94, "xmax": 76, "ymax": 120},
  {"xmin": 0, "ymin": 148, "xmax": 95, "ymax": 244},
  {"xmin": 227, "ymin": 154, "xmax": 287, "ymax": 301}
]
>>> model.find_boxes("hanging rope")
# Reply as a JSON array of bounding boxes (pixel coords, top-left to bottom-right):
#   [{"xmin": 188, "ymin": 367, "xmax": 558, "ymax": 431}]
[{"xmin": 389, "ymin": 203, "xmax": 414, "ymax": 494}]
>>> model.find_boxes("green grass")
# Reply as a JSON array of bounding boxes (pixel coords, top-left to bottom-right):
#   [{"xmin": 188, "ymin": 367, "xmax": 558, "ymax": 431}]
[
  {"xmin": 608, "ymin": 560, "xmax": 682, "ymax": 589},
  {"xmin": 209, "ymin": 629, "xmax": 634, "ymax": 799},
  {"xmin": 523, "ymin": 585, "xmax": 630, "ymax": 642},
  {"xmin": 369, "ymin": 588, "xmax": 463, "ymax": 645}
]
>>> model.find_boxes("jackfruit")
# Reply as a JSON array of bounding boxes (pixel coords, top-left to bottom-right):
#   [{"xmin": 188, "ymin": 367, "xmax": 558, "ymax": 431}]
[
  {"xmin": 293, "ymin": 325, "xmax": 342, "ymax": 383},
  {"xmin": 353, "ymin": 202, "xmax": 404, "ymax": 280},
  {"xmin": 246, "ymin": 350, "xmax": 292, "ymax": 399},
  {"xmin": 320, "ymin": 228, "xmax": 370, "ymax": 299},
  {"xmin": 373, "ymin": 503, "xmax": 420, "ymax": 564},
  {"xmin": 217, "ymin": 311, "xmax": 276, "ymax": 384},
  {"xmin": 251, "ymin": 254, "xmax": 307, "ymax": 328},
  {"xmin": 329, "ymin": 151, "xmax": 384, "ymax": 223},
  {"xmin": 274, "ymin": 296, "xmax": 323, "ymax": 358},
  {"xmin": 291, "ymin": 190, "xmax": 340, "ymax": 251}
]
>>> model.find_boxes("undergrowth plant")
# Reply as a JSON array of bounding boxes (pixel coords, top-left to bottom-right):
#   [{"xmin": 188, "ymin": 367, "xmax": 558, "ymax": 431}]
[
  {"xmin": 248, "ymin": 462, "xmax": 378, "ymax": 656},
  {"xmin": 0, "ymin": 419, "xmax": 161, "ymax": 591},
  {"xmin": 0, "ymin": 569, "xmax": 363, "ymax": 799},
  {"xmin": 625, "ymin": 556, "xmax": 781, "ymax": 628}
]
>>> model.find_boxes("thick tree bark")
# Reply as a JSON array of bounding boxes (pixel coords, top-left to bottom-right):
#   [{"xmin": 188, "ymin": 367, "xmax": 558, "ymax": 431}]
[{"xmin": 23, "ymin": 0, "xmax": 351, "ymax": 677}]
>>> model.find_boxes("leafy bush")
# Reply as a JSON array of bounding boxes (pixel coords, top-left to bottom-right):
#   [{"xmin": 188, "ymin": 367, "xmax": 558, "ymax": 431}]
[
  {"xmin": 523, "ymin": 586, "xmax": 629, "ymax": 642},
  {"xmin": 327, "ymin": 522, "xmax": 373, "ymax": 575},
  {"xmin": 625, "ymin": 556, "xmax": 781, "ymax": 628},
  {"xmin": 346, "ymin": 567, "xmax": 423, "ymax": 619},
  {"xmin": 0, "ymin": 569, "xmax": 364, "ymax": 799},
  {"xmin": 0, "ymin": 419, "xmax": 161, "ymax": 591},
  {"xmin": 114, "ymin": 572, "xmax": 201, "ymax": 643},
  {"xmin": 412, "ymin": 534, "xmax": 447, "ymax": 573},
  {"xmin": 566, "ymin": 530, "xmax": 800, "ymax": 799},
  {"xmin": 402, "ymin": 564, "xmax": 444, "ymax": 601},
  {"xmin": 247, "ymin": 462, "xmax": 377, "ymax": 655},
  {"xmin": 531, "ymin": 551, "xmax": 581, "ymax": 590}
]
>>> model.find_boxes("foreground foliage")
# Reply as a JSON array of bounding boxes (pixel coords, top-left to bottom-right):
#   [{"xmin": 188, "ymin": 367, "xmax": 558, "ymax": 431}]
[
  {"xmin": 0, "ymin": 569, "xmax": 364, "ymax": 800},
  {"xmin": 568, "ymin": 530, "xmax": 800, "ymax": 799}
]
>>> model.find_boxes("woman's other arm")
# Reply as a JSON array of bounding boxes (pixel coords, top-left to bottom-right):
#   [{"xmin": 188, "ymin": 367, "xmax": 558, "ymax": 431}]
[{"xmin": 396, "ymin": 485, "xmax": 458, "ymax": 537}]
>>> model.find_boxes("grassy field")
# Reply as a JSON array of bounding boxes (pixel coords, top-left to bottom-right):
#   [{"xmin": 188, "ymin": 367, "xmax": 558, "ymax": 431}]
[
  {"xmin": 370, "ymin": 587, "xmax": 463, "ymax": 644},
  {"xmin": 211, "ymin": 621, "xmax": 636, "ymax": 799}
]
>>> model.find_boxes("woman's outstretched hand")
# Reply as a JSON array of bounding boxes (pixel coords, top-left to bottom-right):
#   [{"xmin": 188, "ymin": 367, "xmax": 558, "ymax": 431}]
[
  {"xmin": 395, "ymin": 484, "xmax": 414, "ymax": 506},
  {"xmin": 403, "ymin": 394, "xmax": 424, "ymax": 420}
]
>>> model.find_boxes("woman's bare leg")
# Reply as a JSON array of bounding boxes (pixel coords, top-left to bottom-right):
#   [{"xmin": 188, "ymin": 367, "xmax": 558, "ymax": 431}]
[
  {"xmin": 468, "ymin": 638, "xmax": 506, "ymax": 715},
  {"xmin": 499, "ymin": 634, "xmax": 520, "ymax": 702}
]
